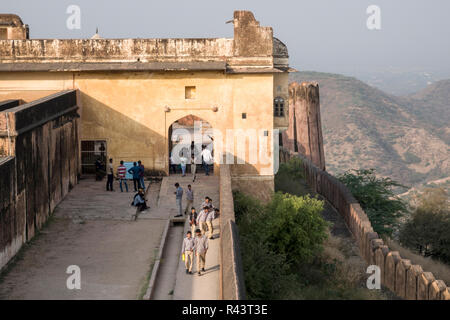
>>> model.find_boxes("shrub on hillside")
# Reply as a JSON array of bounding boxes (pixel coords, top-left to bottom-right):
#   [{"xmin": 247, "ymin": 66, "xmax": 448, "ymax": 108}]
[
  {"xmin": 266, "ymin": 192, "xmax": 328, "ymax": 264},
  {"xmin": 234, "ymin": 191, "xmax": 329, "ymax": 298},
  {"xmin": 338, "ymin": 169, "xmax": 407, "ymax": 236},
  {"xmin": 276, "ymin": 157, "xmax": 305, "ymax": 180},
  {"xmin": 399, "ymin": 188, "xmax": 450, "ymax": 263}
]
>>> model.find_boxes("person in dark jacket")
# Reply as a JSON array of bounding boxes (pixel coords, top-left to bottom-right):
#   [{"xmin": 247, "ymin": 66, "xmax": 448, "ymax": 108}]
[
  {"xmin": 189, "ymin": 207, "xmax": 198, "ymax": 235},
  {"xmin": 128, "ymin": 162, "xmax": 142, "ymax": 192}
]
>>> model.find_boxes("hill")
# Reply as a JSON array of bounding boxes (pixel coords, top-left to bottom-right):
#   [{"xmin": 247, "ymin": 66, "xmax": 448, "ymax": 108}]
[{"xmin": 289, "ymin": 72, "xmax": 449, "ymax": 191}]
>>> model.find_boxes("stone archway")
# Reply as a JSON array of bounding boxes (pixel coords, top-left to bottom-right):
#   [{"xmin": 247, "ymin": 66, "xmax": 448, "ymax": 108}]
[{"xmin": 168, "ymin": 115, "xmax": 214, "ymax": 176}]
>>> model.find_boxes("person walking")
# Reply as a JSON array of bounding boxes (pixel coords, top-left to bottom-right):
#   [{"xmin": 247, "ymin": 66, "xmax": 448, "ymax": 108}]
[
  {"xmin": 201, "ymin": 146, "xmax": 213, "ymax": 176},
  {"xmin": 138, "ymin": 160, "xmax": 145, "ymax": 190},
  {"xmin": 117, "ymin": 160, "xmax": 128, "ymax": 192},
  {"xmin": 180, "ymin": 154, "xmax": 188, "ymax": 177},
  {"xmin": 106, "ymin": 158, "xmax": 114, "ymax": 191},
  {"xmin": 189, "ymin": 207, "xmax": 198, "ymax": 235},
  {"xmin": 196, "ymin": 206, "xmax": 209, "ymax": 236},
  {"xmin": 194, "ymin": 229, "xmax": 209, "ymax": 275},
  {"xmin": 128, "ymin": 162, "xmax": 142, "ymax": 192},
  {"xmin": 182, "ymin": 231, "xmax": 195, "ymax": 274},
  {"xmin": 206, "ymin": 207, "xmax": 215, "ymax": 240},
  {"xmin": 174, "ymin": 182, "xmax": 183, "ymax": 217},
  {"xmin": 185, "ymin": 184, "xmax": 194, "ymax": 215},
  {"xmin": 201, "ymin": 197, "xmax": 214, "ymax": 210},
  {"xmin": 191, "ymin": 153, "xmax": 197, "ymax": 182}
]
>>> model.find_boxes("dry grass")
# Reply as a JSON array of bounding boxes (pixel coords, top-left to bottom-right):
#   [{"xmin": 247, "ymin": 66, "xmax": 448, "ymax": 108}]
[
  {"xmin": 385, "ymin": 238, "xmax": 450, "ymax": 285},
  {"xmin": 311, "ymin": 232, "xmax": 390, "ymax": 300}
]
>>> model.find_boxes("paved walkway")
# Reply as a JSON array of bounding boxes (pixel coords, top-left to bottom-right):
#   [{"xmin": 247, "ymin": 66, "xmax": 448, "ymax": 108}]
[
  {"xmin": 150, "ymin": 174, "xmax": 220, "ymax": 300},
  {"xmin": 0, "ymin": 178, "xmax": 165, "ymax": 300},
  {"xmin": 0, "ymin": 173, "xmax": 221, "ymax": 300}
]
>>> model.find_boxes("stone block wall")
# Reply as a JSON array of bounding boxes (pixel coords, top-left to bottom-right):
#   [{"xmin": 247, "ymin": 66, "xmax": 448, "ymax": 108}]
[
  {"xmin": 218, "ymin": 164, "xmax": 246, "ymax": 300},
  {"xmin": 279, "ymin": 148, "xmax": 450, "ymax": 300},
  {"xmin": 0, "ymin": 90, "xmax": 80, "ymax": 270}
]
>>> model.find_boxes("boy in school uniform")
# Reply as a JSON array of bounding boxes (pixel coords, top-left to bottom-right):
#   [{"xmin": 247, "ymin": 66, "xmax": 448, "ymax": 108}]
[
  {"xmin": 194, "ymin": 228, "xmax": 209, "ymax": 275},
  {"xmin": 206, "ymin": 208, "xmax": 215, "ymax": 240},
  {"xmin": 181, "ymin": 231, "xmax": 195, "ymax": 274},
  {"xmin": 196, "ymin": 206, "xmax": 209, "ymax": 236}
]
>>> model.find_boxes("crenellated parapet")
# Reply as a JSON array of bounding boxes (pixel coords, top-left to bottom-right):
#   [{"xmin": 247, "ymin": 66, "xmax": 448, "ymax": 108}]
[{"xmin": 0, "ymin": 11, "xmax": 290, "ymax": 73}]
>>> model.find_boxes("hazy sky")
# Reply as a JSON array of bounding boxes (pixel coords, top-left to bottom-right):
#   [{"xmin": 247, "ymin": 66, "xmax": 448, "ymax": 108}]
[{"xmin": 2, "ymin": 0, "xmax": 450, "ymax": 76}]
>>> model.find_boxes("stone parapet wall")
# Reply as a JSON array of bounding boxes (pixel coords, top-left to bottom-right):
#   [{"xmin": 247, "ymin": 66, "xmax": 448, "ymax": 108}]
[
  {"xmin": 280, "ymin": 147, "xmax": 450, "ymax": 300},
  {"xmin": 0, "ymin": 91, "xmax": 80, "ymax": 270},
  {"xmin": 0, "ymin": 11, "xmax": 285, "ymax": 72},
  {"xmin": 219, "ymin": 164, "xmax": 246, "ymax": 300}
]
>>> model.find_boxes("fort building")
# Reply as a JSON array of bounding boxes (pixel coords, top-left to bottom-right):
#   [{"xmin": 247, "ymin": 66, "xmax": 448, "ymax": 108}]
[{"xmin": 0, "ymin": 11, "xmax": 293, "ymax": 200}]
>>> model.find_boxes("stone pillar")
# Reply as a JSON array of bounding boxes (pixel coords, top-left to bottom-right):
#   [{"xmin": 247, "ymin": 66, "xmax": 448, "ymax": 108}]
[
  {"xmin": 288, "ymin": 82, "xmax": 325, "ymax": 170},
  {"xmin": 442, "ymin": 287, "xmax": 450, "ymax": 300},
  {"xmin": 417, "ymin": 272, "xmax": 435, "ymax": 300},
  {"xmin": 428, "ymin": 280, "xmax": 446, "ymax": 300},
  {"xmin": 385, "ymin": 251, "xmax": 401, "ymax": 292},
  {"xmin": 395, "ymin": 259, "xmax": 411, "ymax": 298},
  {"xmin": 406, "ymin": 265, "xmax": 423, "ymax": 300}
]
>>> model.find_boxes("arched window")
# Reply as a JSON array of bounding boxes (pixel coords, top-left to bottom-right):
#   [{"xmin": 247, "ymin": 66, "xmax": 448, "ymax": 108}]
[{"xmin": 274, "ymin": 97, "xmax": 285, "ymax": 117}]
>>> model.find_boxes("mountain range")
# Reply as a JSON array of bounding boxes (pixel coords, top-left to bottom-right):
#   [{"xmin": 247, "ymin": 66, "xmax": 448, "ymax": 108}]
[{"xmin": 289, "ymin": 71, "xmax": 449, "ymax": 192}]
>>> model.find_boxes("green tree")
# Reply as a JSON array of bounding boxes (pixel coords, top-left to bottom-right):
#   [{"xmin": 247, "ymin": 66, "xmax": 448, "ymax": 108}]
[
  {"xmin": 266, "ymin": 192, "xmax": 328, "ymax": 264},
  {"xmin": 338, "ymin": 169, "xmax": 407, "ymax": 236},
  {"xmin": 400, "ymin": 188, "xmax": 450, "ymax": 262}
]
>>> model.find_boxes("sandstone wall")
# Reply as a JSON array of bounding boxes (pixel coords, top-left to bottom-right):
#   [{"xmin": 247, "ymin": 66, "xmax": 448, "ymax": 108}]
[
  {"xmin": 219, "ymin": 164, "xmax": 246, "ymax": 300},
  {"xmin": 284, "ymin": 82, "xmax": 325, "ymax": 170},
  {"xmin": 279, "ymin": 148, "xmax": 450, "ymax": 300},
  {"xmin": 0, "ymin": 91, "xmax": 80, "ymax": 270}
]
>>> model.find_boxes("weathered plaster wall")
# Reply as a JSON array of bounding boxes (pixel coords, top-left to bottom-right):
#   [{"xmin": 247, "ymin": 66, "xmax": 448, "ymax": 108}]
[
  {"xmin": 0, "ymin": 91, "xmax": 79, "ymax": 270},
  {"xmin": 5, "ymin": 71, "xmax": 275, "ymax": 180},
  {"xmin": 0, "ymin": 70, "xmax": 278, "ymax": 199},
  {"xmin": 273, "ymin": 72, "xmax": 289, "ymax": 129}
]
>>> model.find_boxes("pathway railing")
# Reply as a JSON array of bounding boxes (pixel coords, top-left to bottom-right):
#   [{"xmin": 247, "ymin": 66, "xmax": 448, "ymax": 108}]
[{"xmin": 218, "ymin": 164, "xmax": 246, "ymax": 300}]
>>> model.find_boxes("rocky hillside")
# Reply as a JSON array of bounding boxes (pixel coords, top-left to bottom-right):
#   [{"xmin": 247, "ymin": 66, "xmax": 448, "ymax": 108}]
[{"xmin": 290, "ymin": 72, "xmax": 449, "ymax": 191}]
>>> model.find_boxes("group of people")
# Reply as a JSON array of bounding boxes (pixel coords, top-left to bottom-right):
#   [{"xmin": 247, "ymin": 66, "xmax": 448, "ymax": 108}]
[
  {"xmin": 175, "ymin": 182, "xmax": 219, "ymax": 276},
  {"xmin": 170, "ymin": 145, "xmax": 214, "ymax": 181},
  {"xmin": 98, "ymin": 158, "xmax": 149, "ymax": 212},
  {"xmin": 102, "ymin": 158, "xmax": 146, "ymax": 193}
]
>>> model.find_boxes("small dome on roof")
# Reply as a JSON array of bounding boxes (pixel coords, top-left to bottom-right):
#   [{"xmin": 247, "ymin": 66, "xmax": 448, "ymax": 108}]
[{"xmin": 91, "ymin": 27, "xmax": 102, "ymax": 39}]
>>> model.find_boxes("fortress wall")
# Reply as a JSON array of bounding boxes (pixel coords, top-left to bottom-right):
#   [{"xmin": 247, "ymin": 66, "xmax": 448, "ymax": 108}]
[
  {"xmin": 0, "ymin": 91, "xmax": 80, "ymax": 270},
  {"xmin": 284, "ymin": 82, "xmax": 325, "ymax": 170},
  {"xmin": 279, "ymin": 147, "xmax": 450, "ymax": 300},
  {"xmin": 219, "ymin": 164, "xmax": 246, "ymax": 300}
]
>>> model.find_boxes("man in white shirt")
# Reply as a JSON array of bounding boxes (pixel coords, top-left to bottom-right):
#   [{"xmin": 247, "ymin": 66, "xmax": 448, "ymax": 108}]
[
  {"xmin": 201, "ymin": 146, "xmax": 213, "ymax": 176},
  {"xmin": 180, "ymin": 154, "xmax": 188, "ymax": 177}
]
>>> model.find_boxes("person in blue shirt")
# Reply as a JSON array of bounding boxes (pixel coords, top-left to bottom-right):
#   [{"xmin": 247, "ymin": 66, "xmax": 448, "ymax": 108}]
[{"xmin": 128, "ymin": 162, "xmax": 143, "ymax": 192}]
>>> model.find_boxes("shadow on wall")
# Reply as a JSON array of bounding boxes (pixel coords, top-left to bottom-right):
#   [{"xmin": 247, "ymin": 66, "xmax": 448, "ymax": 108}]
[
  {"xmin": 79, "ymin": 92, "xmax": 168, "ymax": 175},
  {"xmin": 79, "ymin": 92, "xmax": 268, "ymax": 180}
]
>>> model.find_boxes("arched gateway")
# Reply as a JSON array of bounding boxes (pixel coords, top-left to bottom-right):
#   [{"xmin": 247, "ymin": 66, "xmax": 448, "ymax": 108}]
[{"xmin": 168, "ymin": 115, "xmax": 214, "ymax": 176}]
